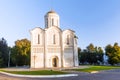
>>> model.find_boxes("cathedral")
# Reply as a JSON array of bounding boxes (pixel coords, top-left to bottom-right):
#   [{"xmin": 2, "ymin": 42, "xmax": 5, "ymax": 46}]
[{"xmin": 30, "ymin": 10, "xmax": 78, "ymax": 68}]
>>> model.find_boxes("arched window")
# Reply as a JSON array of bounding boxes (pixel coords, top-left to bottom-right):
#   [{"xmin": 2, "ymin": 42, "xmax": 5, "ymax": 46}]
[
  {"xmin": 67, "ymin": 35, "xmax": 69, "ymax": 45},
  {"xmin": 38, "ymin": 34, "xmax": 40, "ymax": 44},
  {"xmin": 53, "ymin": 34, "xmax": 56, "ymax": 44},
  {"xmin": 52, "ymin": 18, "xmax": 54, "ymax": 26}
]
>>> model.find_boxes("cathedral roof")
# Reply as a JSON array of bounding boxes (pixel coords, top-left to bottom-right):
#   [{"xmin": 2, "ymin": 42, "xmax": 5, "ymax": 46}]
[
  {"xmin": 46, "ymin": 10, "xmax": 58, "ymax": 15},
  {"xmin": 30, "ymin": 27, "xmax": 44, "ymax": 33},
  {"xmin": 45, "ymin": 26, "xmax": 62, "ymax": 32},
  {"xmin": 63, "ymin": 29, "xmax": 75, "ymax": 33},
  {"xmin": 47, "ymin": 10, "xmax": 56, "ymax": 13}
]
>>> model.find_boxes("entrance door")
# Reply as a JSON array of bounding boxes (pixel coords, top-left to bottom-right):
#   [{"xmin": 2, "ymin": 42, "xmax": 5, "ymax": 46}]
[{"xmin": 52, "ymin": 57, "xmax": 58, "ymax": 67}]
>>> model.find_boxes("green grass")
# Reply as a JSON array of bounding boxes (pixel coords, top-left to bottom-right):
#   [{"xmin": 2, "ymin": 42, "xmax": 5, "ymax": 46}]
[
  {"xmin": 1, "ymin": 70, "xmax": 67, "ymax": 75},
  {"xmin": 0, "ymin": 66, "xmax": 120, "ymax": 75},
  {"xmin": 74, "ymin": 66, "xmax": 120, "ymax": 72}
]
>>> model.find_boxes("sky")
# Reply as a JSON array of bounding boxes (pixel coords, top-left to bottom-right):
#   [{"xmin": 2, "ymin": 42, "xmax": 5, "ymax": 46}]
[{"xmin": 0, "ymin": 0, "xmax": 120, "ymax": 49}]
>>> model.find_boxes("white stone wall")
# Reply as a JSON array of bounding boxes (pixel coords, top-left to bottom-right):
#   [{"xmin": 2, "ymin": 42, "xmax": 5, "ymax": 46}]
[
  {"xmin": 30, "ymin": 11, "xmax": 78, "ymax": 69},
  {"xmin": 63, "ymin": 48, "xmax": 74, "ymax": 67},
  {"xmin": 30, "ymin": 27, "xmax": 78, "ymax": 68},
  {"xmin": 31, "ymin": 28, "xmax": 44, "ymax": 45},
  {"xmin": 30, "ymin": 28, "xmax": 45, "ymax": 68},
  {"xmin": 45, "ymin": 53, "xmax": 61, "ymax": 68},
  {"xmin": 45, "ymin": 12, "xmax": 60, "ymax": 28},
  {"xmin": 74, "ymin": 38, "xmax": 79, "ymax": 66},
  {"xmin": 46, "ymin": 27, "xmax": 61, "ymax": 45},
  {"xmin": 30, "ymin": 47, "xmax": 44, "ymax": 68},
  {"xmin": 62, "ymin": 30, "xmax": 75, "ymax": 67},
  {"xmin": 45, "ymin": 26, "xmax": 62, "ymax": 68}
]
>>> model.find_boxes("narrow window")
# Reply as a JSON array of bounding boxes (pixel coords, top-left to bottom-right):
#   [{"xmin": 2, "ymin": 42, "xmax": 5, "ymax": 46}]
[
  {"xmin": 53, "ymin": 34, "xmax": 56, "ymax": 44},
  {"xmin": 67, "ymin": 35, "xmax": 69, "ymax": 45},
  {"xmin": 38, "ymin": 34, "xmax": 40, "ymax": 44},
  {"xmin": 52, "ymin": 18, "xmax": 54, "ymax": 26}
]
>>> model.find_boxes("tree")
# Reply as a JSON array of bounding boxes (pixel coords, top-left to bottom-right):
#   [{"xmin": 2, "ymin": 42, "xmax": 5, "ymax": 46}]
[
  {"xmin": 96, "ymin": 47, "xmax": 104, "ymax": 64},
  {"xmin": 11, "ymin": 39, "xmax": 30, "ymax": 66},
  {"xmin": 87, "ymin": 43, "xmax": 95, "ymax": 53},
  {"xmin": 105, "ymin": 43, "xmax": 120, "ymax": 65},
  {"xmin": 0, "ymin": 52, "xmax": 4, "ymax": 67},
  {"xmin": 0, "ymin": 38, "xmax": 9, "ymax": 67},
  {"xmin": 78, "ymin": 47, "xmax": 86, "ymax": 64},
  {"xmin": 79, "ymin": 43, "xmax": 104, "ymax": 65},
  {"xmin": 86, "ymin": 44, "xmax": 97, "ymax": 64},
  {"xmin": 79, "ymin": 50, "xmax": 88, "ymax": 64}
]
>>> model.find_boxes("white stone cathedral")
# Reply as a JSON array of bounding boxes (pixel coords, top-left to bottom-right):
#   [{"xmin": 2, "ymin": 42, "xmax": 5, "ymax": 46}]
[{"xmin": 30, "ymin": 10, "xmax": 78, "ymax": 68}]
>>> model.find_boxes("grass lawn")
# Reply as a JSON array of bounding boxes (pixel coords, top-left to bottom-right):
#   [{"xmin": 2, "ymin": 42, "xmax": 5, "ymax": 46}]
[
  {"xmin": 74, "ymin": 66, "xmax": 120, "ymax": 72},
  {"xmin": 0, "ymin": 70, "xmax": 67, "ymax": 75},
  {"xmin": 0, "ymin": 66, "xmax": 120, "ymax": 75}
]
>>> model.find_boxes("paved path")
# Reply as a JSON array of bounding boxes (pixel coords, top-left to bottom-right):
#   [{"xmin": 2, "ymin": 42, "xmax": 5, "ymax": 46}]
[
  {"xmin": 0, "ymin": 73, "xmax": 27, "ymax": 80},
  {"xmin": 0, "ymin": 69, "xmax": 120, "ymax": 80}
]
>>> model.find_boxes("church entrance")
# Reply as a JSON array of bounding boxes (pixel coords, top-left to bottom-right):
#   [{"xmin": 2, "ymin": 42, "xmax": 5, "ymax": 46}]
[{"xmin": 52, "ymin": 56, "xmax": 58, "ymax": 67}]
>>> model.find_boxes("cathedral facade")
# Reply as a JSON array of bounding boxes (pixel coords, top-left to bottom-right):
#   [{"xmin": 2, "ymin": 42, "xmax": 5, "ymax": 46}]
[{"xmin": 30, "ymin": 10, "xmax": 78, "ymax": 68}]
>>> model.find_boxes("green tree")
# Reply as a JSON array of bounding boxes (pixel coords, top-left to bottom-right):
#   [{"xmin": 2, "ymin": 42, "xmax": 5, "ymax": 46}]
[
  {"xmin": 105, "ymin": 43, "xmax": 120, "ymax": 65},
  {"xmin": 79, "ymin": 43, "xmax": 104, "ymax": 65},
  {"xmin": 87, "ymin": 43, "xmax": 95, "ymax": 53},
  {"xmin": 79, "ymin": 50, "xmax": 88, "ymax": 64},
  {"xmin": 11, "ymin": 39, "xmax": 30, "ymax": 66},
  {"xmin": 96, "ymin": 47, "xmax": 104, "ymax": 64},
  {"xmin": 0, "ymin": 52, "xmax": 4, "ymax": 67},
  {"xmin": 86, "ymin": 44, "xmax": 97, "ymax": 64},
  {"xmin": 0, "ymin": 38, "xmax": 9, "ymax": 67}
]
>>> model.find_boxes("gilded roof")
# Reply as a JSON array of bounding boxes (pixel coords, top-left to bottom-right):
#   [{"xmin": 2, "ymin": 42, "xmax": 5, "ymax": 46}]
[{"xmin": 47, "ymin": 10, "xmax": 57, "ymax": 15}]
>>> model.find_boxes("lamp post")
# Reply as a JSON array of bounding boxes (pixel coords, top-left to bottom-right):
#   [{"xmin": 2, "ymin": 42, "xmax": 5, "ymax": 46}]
[{"xmin": 8, "ymin": 50, "xmax": 11, "ymax": 67}]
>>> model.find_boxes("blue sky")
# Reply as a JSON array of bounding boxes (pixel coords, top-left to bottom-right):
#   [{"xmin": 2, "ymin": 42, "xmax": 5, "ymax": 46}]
[{"xmin": 0, "ymin": 0, "xmax": 120, "ymax": 49}]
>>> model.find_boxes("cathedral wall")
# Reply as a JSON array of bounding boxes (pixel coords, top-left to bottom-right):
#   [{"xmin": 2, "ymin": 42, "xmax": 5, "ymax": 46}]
[
  {"xmin": 74, "ymin": 38, "xmax": 79, "ymax": 66},
  {"xmin": 31, "ymin": 28, "xmax": 44, "ymax": 46},
  {"xmin": 74, "ymin": 48, "xmax": 79, "ymax": 66},
  {"xmin": 46, "ymin": 27, "xmax": 61, "ymax": 46},
  {"xmin": 45, "ymin": 27, "xmax": 62, "ymax": 68},
  {"xmin": 62, "ymin": 30, "xmax": 74, "ymax": 46},
  {"xmin": 31, "ymin": 53, "xmax": 44, "ymax": 68},
  {"xmin": 45, "ymin": 52, "xmax": 61, "ymax": 68},
  {"xmin": 63, "ymin": 47, "xmax": 74, "ymax": 67},
  {"xmin": 30, "ymin": 10, "xmax": 79, "ymax": 69},
  {"xmin": 31, "ymin": 46, "xmax": 44, "ymax": 68},
  {"xmin": 62, "ymin": 30, "xmax": 75, "ymax": 67},
  {"xmin": 30, "ymin": 28, "xmax": 45, "ymax": 68},
  {"xmin": 45, "ymin": 13, "xmax": 60, "ymax": 28}
]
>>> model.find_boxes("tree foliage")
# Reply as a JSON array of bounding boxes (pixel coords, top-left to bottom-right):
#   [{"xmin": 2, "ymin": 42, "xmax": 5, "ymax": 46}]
[
  {"xmin": 79, "ymin": 43, "xmax": 104, "ymax": 65},
  {"xmin": 105, "ymin": 43, "xmax": 120, "ymax": 65},
  {"xmin": 0, "ymin": 38, "xmax": 9, "ymax": 67},
  {"xmin": 87, "ymin": 43, "xmax": 95, "ymax": 53},
  {"xmin": 11, "ymin": 39, "xmax": 30, "ymax": 66}
]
